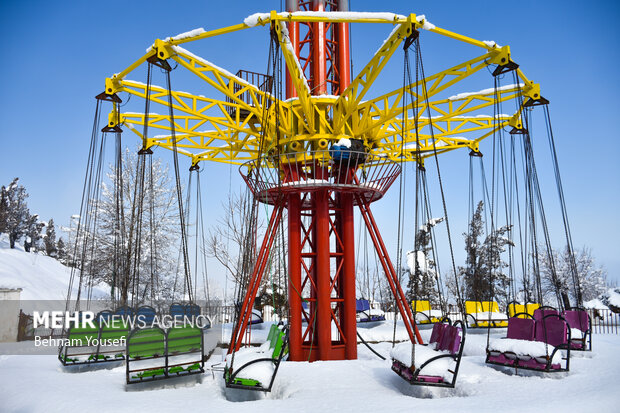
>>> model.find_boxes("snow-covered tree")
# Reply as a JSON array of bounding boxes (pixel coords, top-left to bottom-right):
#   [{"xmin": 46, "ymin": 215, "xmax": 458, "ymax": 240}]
[
  {"xmin": 56, "ymin": 237, "xmax": 67, "ymax": 263},
  {"xmin": 44, "ymin": 218, "xmax": 58, "ymax": 257},
  {"xmin": 79, "ymin": 149, "xmax": 182, "ymax": 304},
  {"xmin": 406, "ymin": 217, "xmax": 444, "ymax": 306},
  {"xmin": 23, "ymin": 214, "xmax": 44, "ymax": 252},
  {"xmin": 538, "ymin": 245, "xmax": 608, "ymax": 307},
  {"xmin": 456, "ymin": 201, "xmax": 514, "ymax": 307},
  {"xmin": 0, "ymin": 186, "xmax": 8, "ymax": 234},
  {"xmin": 3, "ymin": 178, "xmax": 30, "ymax": 248}
]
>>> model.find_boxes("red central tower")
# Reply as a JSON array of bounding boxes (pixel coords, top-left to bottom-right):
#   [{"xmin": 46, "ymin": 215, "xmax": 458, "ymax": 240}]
[
  {"xmin": 229, "ymin": 0, "xmax": 421, "ymax": 363},
  {"xmin": 285, "ymin": 0, "xmax": 355, "ymax": 361}
]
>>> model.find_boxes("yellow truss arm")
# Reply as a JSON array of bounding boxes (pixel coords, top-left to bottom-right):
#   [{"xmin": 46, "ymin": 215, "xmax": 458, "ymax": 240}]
[
  {"xmin": 113, "ymin": 80, "xmax": 263, "ymax": 137},
  {"xmin": 333, "ymin": 20, "xmax": 414, "ymax": 134},
  {"xmin": 272, "ymin": 15, "xmax": 316, "ymax": 134},
  {"xmin": 356, "ymin": 51, "xmax": 505, "ymax": 137}
]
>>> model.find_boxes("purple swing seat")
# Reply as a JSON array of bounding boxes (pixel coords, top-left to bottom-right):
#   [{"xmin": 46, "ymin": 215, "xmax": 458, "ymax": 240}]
[
  {"xmin": 391, "ymin": 321, "xmax": 464, "ymax": 387},
  {"xmin": 487, "ymin": 313, "xmax": 568, "ymax": 371}
]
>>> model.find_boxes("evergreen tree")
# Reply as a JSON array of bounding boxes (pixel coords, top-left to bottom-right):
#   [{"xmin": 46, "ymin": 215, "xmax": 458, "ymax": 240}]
[
  {"xmin": 23, "ymin": 214, "xmax": 44, "ymax": 252},
  {"xmin": 56, "ymin": 237, "xmax": 67, "ymax": 263},
  {"xmin": 406, "ymin": 217, "xmax": 444, "ymax": 306},
  {"xmin": 460, "ymin": 201, "xmax": 487, "ymax": 301},
  {"xmin": 456, "ymin": 201, "xmax": 514, "ymax": 307},
  {"xmin": 4, "ymin": 178, "xmax": 30, "ymax": 248},
  {"xmin": 0, "ymin": 186, "xmax": 8, "ymax": 233},
  {"xmin": 44, "ymin": 218, "xmax": 58, "ymax": 257}
]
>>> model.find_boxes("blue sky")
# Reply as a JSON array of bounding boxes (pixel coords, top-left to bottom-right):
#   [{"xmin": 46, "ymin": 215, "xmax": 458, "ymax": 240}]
[{"xmin": 0, "ymin": 0, "xmax": 618, "ymax": 293}]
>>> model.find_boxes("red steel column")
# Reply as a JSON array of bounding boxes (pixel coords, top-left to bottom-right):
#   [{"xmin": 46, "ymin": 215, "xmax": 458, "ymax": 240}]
[
  {"xmin": 314, "ymin": 189, "xmax": 332, "ymax": 359},
  {"xmin": 336, "ymin": 0, "xmax": 351, "ymax": 93},
  {"xmin": 288, "ymin": 193, "xmax": 303, "ymax": 361},
  {"xmin": 340, "ymin": 191, "xmax": 357, "ymax": 359},
  {"xmin": 311, "ymin": 0, "xmax": 327, "ymax": 95}
]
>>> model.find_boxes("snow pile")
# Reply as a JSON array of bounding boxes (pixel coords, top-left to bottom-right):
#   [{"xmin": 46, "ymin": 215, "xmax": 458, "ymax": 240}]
[
  {"xmin": 415, "ymin": 14, "xmax": 436, "ymax": 31},
  {"xmin": 603, "ymin": 288, "xmax": 620, "ymax": 310},
  {"xmin": 483, "ymin": 40, "xmax": 500, "ymax": 48},
  {"xmin": 335, "ymin": 137, "xmax": 351, "ymax": 148},
  {"xmin": 570, "ymin": 328, "xmax": 584, "ymax": 339},
  {"xmin": 225, "ymin": 345, "xmax": 275, "ymax": 384},
  {"xmin": 0, "ymin": 234, "xmax": 108, "ymax": 301},
  {"xmin": 487, "ymin": 338, "xmax": 561, "ymax": 364},
  {"xmin": 166, "ymin": 28, "xmax": 206, "ymax": 42},
  {"xmin": 583, "ymin": 298, "xmax": 608, "ymax": 310},
  {"xmin": 407, "ymin": 250, "xmax": 429, "ymax": 274},
  {"xmin": 447, "ymin": 83, "xmax": 525, "ymax": 101},
  {"xmin": 390, "ymin": 342, "xmax": 454, "ymax": 380},
  {"xmin": 244, "ymin": 12, "xmax": 271, "ymax": 27},
  {"xmin": 469, "ymin": 311, "xmax": 508, "ymax": 321},
  {"xmin": 414, "ymin": 309, "xmax": 444, "ymax": 322}
]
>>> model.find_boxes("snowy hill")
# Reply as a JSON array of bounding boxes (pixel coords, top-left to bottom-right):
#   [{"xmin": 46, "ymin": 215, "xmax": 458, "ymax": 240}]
[{"xmin": 0, "ymin": 234, "xmax": 108, "ymax": 301}]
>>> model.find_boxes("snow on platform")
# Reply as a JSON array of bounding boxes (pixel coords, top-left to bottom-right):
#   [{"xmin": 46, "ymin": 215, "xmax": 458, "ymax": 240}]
[{"xmin": 0, "ymin": 330, "xmax": 618, "ymax": 412}]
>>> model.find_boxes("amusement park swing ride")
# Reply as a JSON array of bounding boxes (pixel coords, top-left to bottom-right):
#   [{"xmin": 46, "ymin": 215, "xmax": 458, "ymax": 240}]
[{"xmin": 59, "ymin": 0, "xmax": 586, "ymax": 391}]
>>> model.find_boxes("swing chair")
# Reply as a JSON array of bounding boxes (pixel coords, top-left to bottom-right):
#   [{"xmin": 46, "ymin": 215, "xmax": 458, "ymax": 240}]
[
  {"xmin": 481, "ymin": 68, "xmax": 583, "ymax": 372},
  {"xmin": 411, "ymin": 300, "xmax": 442, "ymax": 325},
  {"xmin": 224, "ymin": 323, "xmax": 289, "ymax": 391},
  {"xmin": 506, "ymin": 301, "xmax": 540, "ymax": 318},
  {"xmin": 122, "ymin": 58, "xmax": 213, "ymax": 384},
  {"xmin": 391, "ymin": 319, "xmax": 466, "ymax": 387},
  {"xmin": 486, "ymin": 311, "xmax": 570, "ymax": 372},
  {"xmin": 356, "ymin": 298, "xmax": 386, "ymax": 327},
  {"xmin": 464, "ymin": 300, "xmax": 508, "ymax": 328},
  {"xmin": 58, "ymin": 105, "xmax": 133, "ymax": 367},
  {"xmin": 389, "ymin": 30, "xmax": 468, "ymax": 388}
]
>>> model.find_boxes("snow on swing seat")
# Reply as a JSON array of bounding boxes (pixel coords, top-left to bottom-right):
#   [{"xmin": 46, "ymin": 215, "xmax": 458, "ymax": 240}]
[
  {"xmin": 225, "ymin": 324, "xmax": 288, "ymax": 390},
  {"xmin": 390, "ymin": 343, "xmax": 455, "ymax": 381},
  {"xmin": 487, "ymin": 338, "xmax": 561, "ymax": 365},
  {"xmin": 390, "ymin": 322, "xmax": 464, "ymax": 385},
  {"xmin": 486, "ymin": 314, "xmax": 568, "ymax": 371}
]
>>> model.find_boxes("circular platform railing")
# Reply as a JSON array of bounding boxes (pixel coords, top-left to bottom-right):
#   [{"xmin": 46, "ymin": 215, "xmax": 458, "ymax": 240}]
[{"xmin": 240, "ymin": 150, "xmax": 401, "ymax": 206}]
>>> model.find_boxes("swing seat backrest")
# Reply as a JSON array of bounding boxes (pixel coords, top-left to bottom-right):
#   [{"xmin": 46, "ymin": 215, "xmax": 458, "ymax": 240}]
[
  {"xmin": 533, "ymin": 308, "xmax": 559, "ymax": 322},
  {"xmin": 127, "ymin": 327, "xmax": 166, "ymax": 359},
  {"xmin": 170, "ymin": 303, "xmax": 185, "ymax": 320},
  {"xmin": 526, "ymin": 303, "xmax": 540, "ymax": 316},
  {"xmin": 507, "ymin": 303, "xmax": 525, "ymax": 318},
  {"xmin": 480, "ymin": 301, "xmax": 499, "ymax": 313},
  {"xmin": 429, "ymin": 323, "xmax": 446, "ymax": 347},
  {"xmin": 114, "ymin": 306, "xmax": 134, "ymax": 319},
  {"xmin": 412, "ymin": 300, "xmax": 431, "ymax": 313},
  {"xmin": 563, "ymin": 310, "xmax": 589, "ymax": 332},
  {"xmin": 465, "ymin": 301, "xmax": 482, "ymax": 314},
  {"xmin": 535, "ymin": 316, "xmax": 568, "ymax": 347},
  {"xmin": 507, "ymin": 317, "xmax": 535, "ymax": 341},
  {"xmin": 356, "ymin": 299, "xmax": 371, "ymax": 312},
  {"xmin": 185, "ymin": 304, "xmax": 201, "ymax": 322},
  {"xmin": 167, "ymin": 325, "xmax": 202, "ymax": 354},
  {"xmin": 437, "ymin": 325, "xmax": 460, "ymax": 354},
  {"xmin": 136, "ymin": 306, "xmax": 156, "ymax": 326}
]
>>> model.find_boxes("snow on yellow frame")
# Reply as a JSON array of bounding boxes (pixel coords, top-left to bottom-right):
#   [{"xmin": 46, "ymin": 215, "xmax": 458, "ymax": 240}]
[{"xmin": 100, "ymin": 11, "xmax": 543, "ymax": 166}]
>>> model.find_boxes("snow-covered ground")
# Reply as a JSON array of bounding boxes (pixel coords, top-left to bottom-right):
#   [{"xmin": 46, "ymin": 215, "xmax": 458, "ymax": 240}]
[
  {"xmin": 1, "ymin": 234, "xmax": 618, "ymax": 411},
  {"xmin": 0, "ymin": 234, "xmax": 108, "ymax": 301},
  {"xmin": 0, "ymin": 327, "xmax": 618, "ymax": 412}
]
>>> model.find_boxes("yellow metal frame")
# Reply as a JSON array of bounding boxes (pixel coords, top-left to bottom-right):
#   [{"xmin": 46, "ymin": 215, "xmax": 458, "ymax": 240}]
[{"xmin": 100, "ymin": 11, "xmax": 543, "ymax": 166}]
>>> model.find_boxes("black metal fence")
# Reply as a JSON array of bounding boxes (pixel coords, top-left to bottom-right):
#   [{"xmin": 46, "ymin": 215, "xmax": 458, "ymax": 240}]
[
  {"xmin": 15, "ymin": 306, "xmax": 620, "ymax": 341},
  {"xmin": 588, "ymin": 308, "xmax": 619, "ymax": 334}
]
